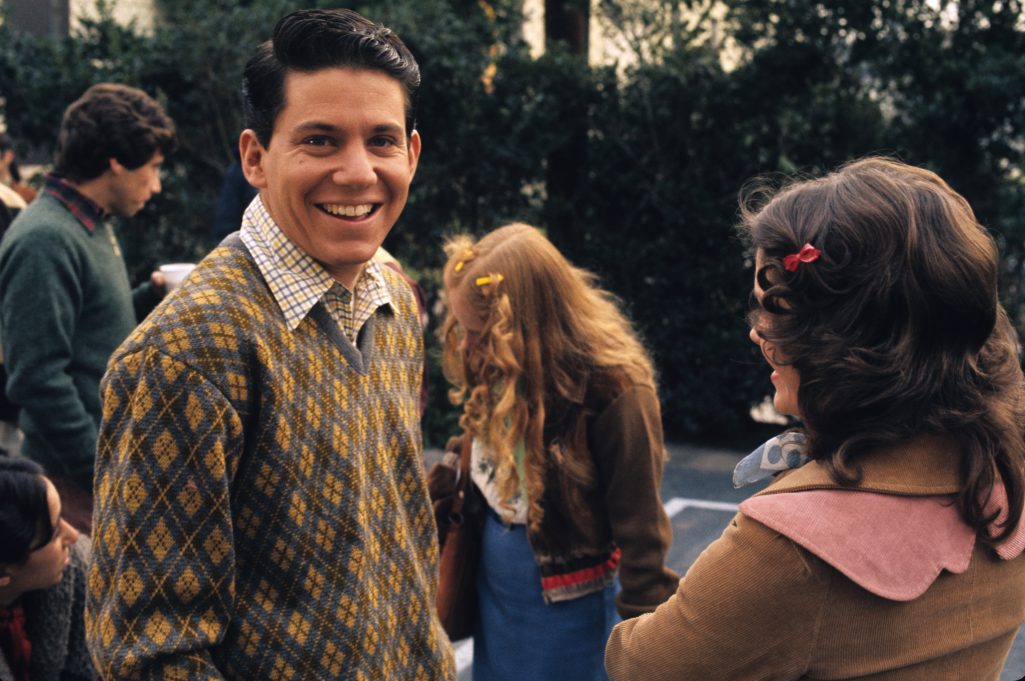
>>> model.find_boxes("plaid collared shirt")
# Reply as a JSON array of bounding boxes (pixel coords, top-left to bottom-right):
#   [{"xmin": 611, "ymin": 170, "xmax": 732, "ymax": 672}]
[
  {"xmin": 240, "ymin": 196, "xmax": 392, "ymax": 342},
  {"xmin": 42, "ymin": 173, "xmax": 105, "ymax": 234}
]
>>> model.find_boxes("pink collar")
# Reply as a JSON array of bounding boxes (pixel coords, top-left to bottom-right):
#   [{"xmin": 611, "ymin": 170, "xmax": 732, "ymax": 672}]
[{"xmin": 741, "ymin": 486, "xmax": 1025, "ymax": 601}]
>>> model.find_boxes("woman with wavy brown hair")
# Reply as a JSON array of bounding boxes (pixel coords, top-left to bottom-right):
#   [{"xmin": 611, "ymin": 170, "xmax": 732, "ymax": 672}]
[
  {"xmin": 440, "ymin": 223, "xmax": 679, "ymax": 681},
  {"xmin": 605, "ymin": 157, "xmax": 1025, "ymax": 681}
]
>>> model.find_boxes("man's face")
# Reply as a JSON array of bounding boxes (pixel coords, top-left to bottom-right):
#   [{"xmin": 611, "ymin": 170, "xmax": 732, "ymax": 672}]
[
  {"xmin": 241, "ymin": 67, "xmax": 421, "ymax": 289},
  {"xmin": 107, "ymin": 151, "xmax": 164, "ymax": 217}
]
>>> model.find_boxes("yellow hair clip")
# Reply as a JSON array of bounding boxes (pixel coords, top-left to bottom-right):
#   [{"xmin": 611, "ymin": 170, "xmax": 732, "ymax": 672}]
[
  {"xmin": 475, "ymin": 274, "xmax": 504, "ymax": 287},
  {"xmin": 454, "ymin": 250, "xmax": 475, "ymax": 273}
]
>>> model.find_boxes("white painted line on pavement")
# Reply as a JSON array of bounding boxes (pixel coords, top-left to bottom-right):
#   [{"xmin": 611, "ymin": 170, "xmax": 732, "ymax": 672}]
[
  {"xmin": 663, "ymin": 497, "xmax": 739, "ymax": 517},
  {"xmin": 452, "ymin": 496, "xmax": 738, "ymax": 674}
]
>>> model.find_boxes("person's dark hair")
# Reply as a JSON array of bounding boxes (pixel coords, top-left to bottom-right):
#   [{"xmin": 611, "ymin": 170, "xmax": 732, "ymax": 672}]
[
  {"xmin": 54, "ymin": 83, "xmax": 177, "ymax": 182},
  {"xmin": 242, "ymin": 8, "xmax": 420, "ymax": 147},
  {"xmin": 0, "ymin": 133, "xmax": 23, "ymax": 183},
  {"xmin": 740, "ymin": 156, "xmax": 1025, "ymax": 546},
  {"xmin": 0, "ymin": 457, "xmax": 51, "ymax": 566}
]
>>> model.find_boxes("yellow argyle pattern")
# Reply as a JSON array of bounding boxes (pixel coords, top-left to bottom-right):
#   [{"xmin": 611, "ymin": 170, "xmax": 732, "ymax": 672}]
[{"xmin": 85, "ymin": 242, "xmax": 455, "ymax": 680}]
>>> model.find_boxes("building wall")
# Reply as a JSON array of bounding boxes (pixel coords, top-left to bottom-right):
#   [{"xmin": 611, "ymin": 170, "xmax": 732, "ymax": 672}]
[
  {"xmin": 521, "ymin": 1, "xmax": 735, "ymax": 72},
  {"xmin": 70, "ymin": 0, "xmax": 155, "ymax": 34},
  {"xmin": 4, "ymin": 0, "xmax": 72, "ymax": 38},
  {"xmin": 3, "ymin": 0, "xmax": 155, "ymax": 36}
]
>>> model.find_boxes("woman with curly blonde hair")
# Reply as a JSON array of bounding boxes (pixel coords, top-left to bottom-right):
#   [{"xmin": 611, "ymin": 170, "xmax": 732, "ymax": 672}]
[{"xmin": 441, "ymin": 223, "xmax": 679, "ymax": 681}]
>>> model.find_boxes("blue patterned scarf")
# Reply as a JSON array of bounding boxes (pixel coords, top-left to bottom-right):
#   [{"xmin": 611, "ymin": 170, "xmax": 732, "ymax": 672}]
[{"xmin": 733, "ymin": 430, "xmax": 810, "ymax": 488}]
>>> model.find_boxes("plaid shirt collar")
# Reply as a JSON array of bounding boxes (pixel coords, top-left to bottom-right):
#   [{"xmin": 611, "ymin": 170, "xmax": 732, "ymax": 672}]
[
  {"xmin": 42, "ymin": 173, "xmax": 106, "ymax": 233},
  {"xmin": 239, "ymin": 196, "xmax": 393, "ymax": 332}
]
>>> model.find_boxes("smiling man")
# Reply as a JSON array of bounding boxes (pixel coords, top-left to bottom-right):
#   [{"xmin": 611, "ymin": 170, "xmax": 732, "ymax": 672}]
[
  {"xmin": 0, "ymin": 84, "xmax": 175, "ymax": 534},
  {"xmin": 85, "ymin": 9, "xmax": 455, "ymax": 681}
]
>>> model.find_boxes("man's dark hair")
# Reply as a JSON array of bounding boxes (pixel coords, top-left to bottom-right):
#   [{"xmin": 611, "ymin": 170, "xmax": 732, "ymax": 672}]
[
  {"xmin": 242, "ymin": 8, "xmax": 421, "ymax": 147},
  {"xmin": 0, "ymin": 457, "xmax": 51, "ymax": 566},
  {"xmin": 54, "ymin": 83, "xmax": 177, "ymax": 182}
]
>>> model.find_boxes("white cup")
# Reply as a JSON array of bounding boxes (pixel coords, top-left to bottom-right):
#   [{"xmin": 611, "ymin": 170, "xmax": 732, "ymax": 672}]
[{"xmin": 159, "ymin": 263, "xmax": 196, "ymax": 291}]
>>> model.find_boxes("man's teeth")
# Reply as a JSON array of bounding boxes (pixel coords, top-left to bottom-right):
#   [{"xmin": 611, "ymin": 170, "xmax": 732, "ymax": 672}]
[{"xmin": 322, "ymin": 204, "xmax": 373, "ymax": 217}]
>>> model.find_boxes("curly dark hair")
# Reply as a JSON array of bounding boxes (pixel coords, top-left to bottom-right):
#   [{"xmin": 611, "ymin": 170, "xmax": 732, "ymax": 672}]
[
  {"xmin": 53, "ymin": 83, "xmax": 177, "ymax": 182},
  {"xmin": 242, "ymin": 8, "xmax": 420, "ymax": 147},
  {"xmin": 740, "ymin": 156, "xmax": 1025, "ymax": 546}
]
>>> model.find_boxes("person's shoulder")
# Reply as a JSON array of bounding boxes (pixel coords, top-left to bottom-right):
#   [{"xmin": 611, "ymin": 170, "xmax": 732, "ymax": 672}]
[
  {"xmin": 0, "ymin": 182, "xmax": 26, "ymax": 210},
  {"xmin": 686, "ymin": 509, "xmax": 832, "ymax": 598},
  {"xmin": 115, "ymin": 251, "xmax": 271, "ymax": 364},
  {"xmin": 2, "ymin": 195, "xmax": 80, "ymax": 247},
  {"xmin": 377, "ymin": 261, "xmax": 415, "ymax": 300},
  {"xmin": 740, "ymin": 475, "xmax": 976, "ymax": 601},
  {"xmin": 377, "ymin": 261, "xmax": 421, "ymax": 321},
  {"xmin": 591, "ymin": 375, "xmax": 657, "ymax": 414},
  {"xmin": 0, "ymin": 204, "xmax": 83, "ymax": 280},
  {"xmin": 157, "ymin": 244, "xmax": 265, "ymax": 312}
]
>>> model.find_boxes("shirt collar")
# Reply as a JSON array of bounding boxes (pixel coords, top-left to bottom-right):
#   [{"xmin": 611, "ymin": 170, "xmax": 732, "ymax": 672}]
[
  {"xmin": 42, "ymin": 173, "xmax": 105, "ymax": 233},
  {"xmin": 239, "ymin": 195, "xmax": 393, "ymax": 330}
]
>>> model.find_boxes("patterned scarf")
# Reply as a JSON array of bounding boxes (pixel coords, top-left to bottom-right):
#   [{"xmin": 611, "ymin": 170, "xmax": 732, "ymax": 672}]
[{"xmin": 733, "ymin": 430, "xmax": 810, "ymax": 488}]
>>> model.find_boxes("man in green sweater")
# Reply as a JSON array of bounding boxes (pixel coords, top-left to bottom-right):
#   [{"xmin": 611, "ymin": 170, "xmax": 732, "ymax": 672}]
[
  {"xmin": 87, "ymin": 9, "xmax": 455, "ymax": 680},
  {"xmin": 0, "ymin": 84, "xmax": 176, "ymax": 533}
]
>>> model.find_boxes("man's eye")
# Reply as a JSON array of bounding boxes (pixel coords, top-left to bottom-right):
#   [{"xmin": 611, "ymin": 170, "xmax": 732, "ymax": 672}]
[
  {"xmin": 369, "ymin": 136, "xmax": 397, "ymax": 148},
  {"xmin": 303, "ymin": 136, "xmax": 331, "ymax": 147}
]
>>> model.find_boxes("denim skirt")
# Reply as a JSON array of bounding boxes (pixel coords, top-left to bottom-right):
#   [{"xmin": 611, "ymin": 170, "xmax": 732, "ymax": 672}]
[{"xmin": 472, "ymin": 509, "xmax": 620, "ymax": 681}]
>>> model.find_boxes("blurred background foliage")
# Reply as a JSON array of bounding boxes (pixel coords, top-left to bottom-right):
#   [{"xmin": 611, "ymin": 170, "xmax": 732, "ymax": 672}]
[{"xmin": 1, "ymin": 0, "xmax": 1024, "ymax": 446}]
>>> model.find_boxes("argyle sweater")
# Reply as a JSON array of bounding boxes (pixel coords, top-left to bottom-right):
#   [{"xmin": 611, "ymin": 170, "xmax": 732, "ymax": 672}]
[{"xmin": 86, "ymin": 238, "xmax": 455, "ymax": 680}]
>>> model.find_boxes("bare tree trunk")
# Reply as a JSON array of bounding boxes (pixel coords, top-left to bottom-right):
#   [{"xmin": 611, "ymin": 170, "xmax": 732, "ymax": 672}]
[
  {"xmin": 545, "ymin": 0, "xmax": 589, "ymax": 55},
  {"xmin": 544, "ymin": 0, "xmax": 589, "ymax": 259}
]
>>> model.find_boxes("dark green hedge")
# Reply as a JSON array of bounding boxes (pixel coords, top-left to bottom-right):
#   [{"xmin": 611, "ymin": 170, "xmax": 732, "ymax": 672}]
[{"xmin": 2, "ymin": 0, "xmax": 1024, "ymax": 447}]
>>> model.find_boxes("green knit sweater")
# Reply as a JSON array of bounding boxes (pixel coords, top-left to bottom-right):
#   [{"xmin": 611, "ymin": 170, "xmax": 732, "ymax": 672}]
[
  {"xmin": 0, "ymin": 194, "xmax": 157, "ymax": 485},
  {"xmin": 86, "ymin": 239, "xmax": 455, "ymax": 680}
]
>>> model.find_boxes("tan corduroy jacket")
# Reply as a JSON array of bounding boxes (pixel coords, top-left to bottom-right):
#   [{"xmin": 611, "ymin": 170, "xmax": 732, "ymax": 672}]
[{"xmin": 605, "ymin": 436, "xmax": 1025, "ymax": 681}]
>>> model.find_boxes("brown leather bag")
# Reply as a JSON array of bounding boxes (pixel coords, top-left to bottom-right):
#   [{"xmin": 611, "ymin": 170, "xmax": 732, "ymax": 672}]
[{"xmin": 428, "ymin": 433, "xmax": 482, "ymax": 641}]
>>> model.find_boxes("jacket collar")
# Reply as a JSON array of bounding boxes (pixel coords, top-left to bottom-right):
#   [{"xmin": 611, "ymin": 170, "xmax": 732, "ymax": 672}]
[
  {"xmin": 741, "ymin": 435, "xmax": 1025, "ymax": 601},
  {"xmin": 754, "ymin": 434, "xmax": 963, "ymax": 498}
]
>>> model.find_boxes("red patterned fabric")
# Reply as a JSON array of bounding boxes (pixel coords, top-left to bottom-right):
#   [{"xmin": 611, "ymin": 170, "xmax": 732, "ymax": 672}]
[
  {"xmin": 0, "ymin": 602, "xmax": 32, "ymax": 681},
  {"xmin": 540, "ymin": 547, "xmax": 622, "ymax": 592},
  {"xmin": 40, "ymin": 173, "xmax": 105, "ymax": 233}
]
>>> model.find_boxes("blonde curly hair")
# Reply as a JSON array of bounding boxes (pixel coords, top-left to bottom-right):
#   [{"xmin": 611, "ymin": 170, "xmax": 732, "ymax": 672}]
[{"xmin": 441, "ymin": 223, "xmax": 656, "ymax": 529}]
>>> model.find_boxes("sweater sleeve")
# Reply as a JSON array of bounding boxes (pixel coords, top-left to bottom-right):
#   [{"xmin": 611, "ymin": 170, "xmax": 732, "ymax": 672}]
[
  {"xmin": 131, "ymin": 280, "xmax": 163, "ymax": 322},
  {"xmin": 0, "ymin": 226, "xmax": 96, "ymax": 481},
  {"xmin": 590, "ymin": 385, "xmax": 681, "ymax": 618},
  {"xmin": 604, "ymin": 513, "xmax": 829, "ymax": 681},
  {"xmin": 86, "ymin": 348, "xmax": 244, "ymax": 680}
]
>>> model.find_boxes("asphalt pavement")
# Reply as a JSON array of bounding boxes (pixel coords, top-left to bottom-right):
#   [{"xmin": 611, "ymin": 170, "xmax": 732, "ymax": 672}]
[{"xmin": 435, "ymin": 440, "xmax": 1025, "ymax": 680}]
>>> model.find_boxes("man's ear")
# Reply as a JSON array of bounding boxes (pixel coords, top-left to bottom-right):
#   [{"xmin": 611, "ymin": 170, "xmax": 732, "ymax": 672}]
[
  {"xmin": 108, "ymin": 158, "xmax": 127, "ymax": 176},
  {"xmin": 0, "ymin": 569, "xmax": 12, "ymax": 588},
  {"xmin": 407, "ymin": 130, "xmax": 422, "ymax": 182},
  {"xmin": 239, "ymin": 130, "xmax": 269, "ymax": 189}
]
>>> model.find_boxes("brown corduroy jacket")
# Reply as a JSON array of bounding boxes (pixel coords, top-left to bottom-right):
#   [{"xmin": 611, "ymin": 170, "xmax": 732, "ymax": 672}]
[{"xmin": 605, "ymin": 436, "xmax": 1025, "ymax": 680}]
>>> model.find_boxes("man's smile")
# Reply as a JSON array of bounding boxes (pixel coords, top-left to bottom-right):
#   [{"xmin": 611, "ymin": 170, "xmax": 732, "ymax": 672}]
[{"xmin": 318, "ymin": 202, "xmax": 377, "ymax": 218}]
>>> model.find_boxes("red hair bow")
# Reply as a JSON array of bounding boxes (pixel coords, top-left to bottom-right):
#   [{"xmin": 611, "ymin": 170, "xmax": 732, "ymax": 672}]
[{"xmin": 783, "ymin": 243, "xmax": 821, "ymax": 272}]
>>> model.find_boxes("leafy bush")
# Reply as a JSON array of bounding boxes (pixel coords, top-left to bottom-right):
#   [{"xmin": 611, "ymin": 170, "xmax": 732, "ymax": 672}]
[{"xmin": 2, "ymin": 0, "xmax": 1023, "ymax": 446}]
